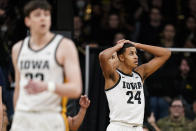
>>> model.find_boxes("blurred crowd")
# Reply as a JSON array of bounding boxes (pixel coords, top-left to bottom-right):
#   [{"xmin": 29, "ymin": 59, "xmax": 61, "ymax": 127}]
[{"xmin": 0, "ymin": 0, "xmax": 196, "ymax": 130}]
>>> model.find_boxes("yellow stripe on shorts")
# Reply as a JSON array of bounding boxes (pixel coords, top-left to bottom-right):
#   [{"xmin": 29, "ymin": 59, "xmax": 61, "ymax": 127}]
[{"xmin": 61, "ymin": 97, "xmax": 69, "ymax": 131}]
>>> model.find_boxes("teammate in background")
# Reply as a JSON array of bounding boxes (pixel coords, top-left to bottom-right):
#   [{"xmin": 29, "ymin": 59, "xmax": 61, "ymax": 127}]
[
  {"xmin": 11, "ymin": 1, "xmax": 82, "ymax": 131},
  {"xmin": 99, "ymin": 39, "xmax": 171, "ymax": 131},
  {"xmin": 68, "ymin": 95, "xmax": 90, "ymax": 131},
  {"xmin": 0, "ymin": 86, "xmax": 3, "ymax": 130}
]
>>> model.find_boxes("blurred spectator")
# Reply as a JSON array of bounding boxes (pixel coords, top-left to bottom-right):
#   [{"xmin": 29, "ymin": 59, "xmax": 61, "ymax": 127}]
[
  {"xmin": 177, "ymin": 15, "xmax": 196, "ymax": 47},
  {"xmin": 150, "ymin": 0, "xmax": 177, "ymax": 24},
  {"xmin": 0, "ymin": 55, "xmax": 14, "ymax": 126},
  {"xmin": 91, "ymin": 2, "xmax": 103, "ymax": 42},
  {"xmin": 160, "ymin": 24, "xmax": 176, "ymax": 47},
  {"xmin": 189, "ymin": 101, "xmax": 196, "ymax": 131},
  {"xmin": 138, "ymin": 7, "xmax": 163, "ymax": 45},
  {"xmin": 73, "ymin": 16, "xmax": 88, "ymax": 47},
  {"xmin": 193, "ymin": 100, "xmax": 196, "ymax": 116},
  {"xmin": 110, "ymin": 0, "xmax": 134, "ymax": 37},
  {"xmin": 158, "ymin": 24, "xmax": 178, "ymax": 92},
  {"xmin": 99, "ymin": 13, "xmax": 129, "ymax": 46},
  {"xmin": 113, "ymin": 32, "xmax": 126, "ymax": 44},
  {"xmin": 110, "ymin": 0, "xmax": 125, "ymax": 13},
  {"xmin": 0, "ymin": 0, "xmax": 26, "ymax": 49},
  {"xmin": 174, "ymin": 57, "xmax": 196, "ymax": 105},
  {"xmin": 133, "ymin": 0, "xmax": 149, "ymax": 21},
  {"xmin": 157, "ymin": 98, "xmax": 191, "ymax": 131},
  {"xmin": 189, "ymin": 118, "xmax": 196, "ymax": 131},
  {"xmin": 188, "ymin": 0, "xmax": 196, "ymax": 18},
  {"xmin": 0, "ymin": 5, "xmax": 15, "ymax": 123},
  {"xmin": 74, "ymin": 0, "xmax": 87, "ymax": 17},
  {"xmin": 146, "ymin": 24, "xmax": 179, "ymax": 121},
  {"xmin": 131, "ymin": 0, "xmax": 149, "ymax": 41}
]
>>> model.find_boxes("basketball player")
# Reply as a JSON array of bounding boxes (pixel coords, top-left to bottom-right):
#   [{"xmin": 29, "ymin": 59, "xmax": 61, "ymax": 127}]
[
  {"xmin": 11, "ymin": 1, "xmax": 82, "ymax": 131},
  {"xmin": 99, "ymin": 39, "xmax": 171, "ymax": 131}
]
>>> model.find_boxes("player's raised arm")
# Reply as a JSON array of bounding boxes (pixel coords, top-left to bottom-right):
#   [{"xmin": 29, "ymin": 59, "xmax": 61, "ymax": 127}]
[
  {"xmin": 99, "ymin": 40, "xmax": 125, "ymax": 80},
  {"xmin": 133, "ymin": 41, "xmax": 171, "ymax": 80}
]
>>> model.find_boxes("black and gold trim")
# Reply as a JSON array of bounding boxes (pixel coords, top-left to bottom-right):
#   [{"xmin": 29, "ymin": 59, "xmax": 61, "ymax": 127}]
[
  {"xmin": 133, "ymin": 71, "xmax": 143, "ymax": 81},
  {"xmin": 16, "ymin": 40, "xmax": 24, "ymax": 63},
  {"xmin": 54, "ymin": 37, "xmax": 64, "ymax": 67},
  {"xmin": 28, "ymin": 34, "xmax": 57, "ymax": 52},
  {"xmin": 61, "ymin": 97, "xmax": 69, "ymax": 131},
  {"xmin": 117, "ymin": 69, "xmax": 133, "ymax": 77},
  {"xmin": 105, "ymin": 74, "xmax": 121, "ymax": 91}
]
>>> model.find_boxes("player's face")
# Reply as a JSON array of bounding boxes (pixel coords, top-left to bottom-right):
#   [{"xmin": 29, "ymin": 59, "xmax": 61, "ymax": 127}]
[
  {"xmin": 123, "ymin": 47, "xmax": 138, "ymax": 68},
  {"xmin": 25, "ymin": 8, "xmax": 51, "ymax": 35},
  {"xmin": 170, "ymin": 100, "xmax": 184, "ymax": 118},
  {"xmin": 109, "ymin": 52, "xmax": 119, "ymax": 68}
]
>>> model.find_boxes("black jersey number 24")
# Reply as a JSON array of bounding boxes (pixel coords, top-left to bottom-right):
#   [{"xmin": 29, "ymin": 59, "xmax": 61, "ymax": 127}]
[{"xmin": 126, "ymin": 91, "xmax": 141, "ymax": 104}]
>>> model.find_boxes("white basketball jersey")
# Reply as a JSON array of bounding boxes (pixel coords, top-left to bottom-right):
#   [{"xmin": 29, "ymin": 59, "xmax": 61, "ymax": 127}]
[
  {"xmin": 105, "ymin": 69, "xmax": 145, "ymax": 125},
  {"xmin": 16, "ymin": 34, "xmax": 64, "ymax": 112}
]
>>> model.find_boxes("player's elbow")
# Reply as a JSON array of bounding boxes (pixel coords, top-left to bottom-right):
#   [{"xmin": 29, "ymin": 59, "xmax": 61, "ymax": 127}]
[
  {"xmin": 99, "ymin": 52, "xmax": 106, "ymax": 61},
  {"xmin": 73, "ymin": 86, "xmax": 82, "ymax": 98}
]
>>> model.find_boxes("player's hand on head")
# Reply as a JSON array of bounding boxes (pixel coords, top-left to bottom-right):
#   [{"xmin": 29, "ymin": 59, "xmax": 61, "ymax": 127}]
[
  {"xmin": 24, "ymin": 80, "xmax": 47, "ymax": 94},
  {"xmin": 116, "ymin": 39, "xmax": 136, "ymax": 48},
  {"xmin": 124, "ymin": 40, "xmax": 137, "ymax": 46},
  {"xmin": 115, "ymin": 39, "xmax": 125, "ymax": 48},
  {"xmin": 79, "ymin": 95, "xmax": 90, "ymax": 109},
  {"xmin": 126, "ymin": 40, "xmax": 137, "ymax": 46}
]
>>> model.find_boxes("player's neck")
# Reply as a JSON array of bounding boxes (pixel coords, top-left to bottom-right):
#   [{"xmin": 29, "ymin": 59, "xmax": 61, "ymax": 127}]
[
  {"xmin": 30, "ymin": 32, "xmax": 54, "ymax": 46},
  {"xmin": 118, "ymin": 64, "xmax": 133, "ymax": 75}
]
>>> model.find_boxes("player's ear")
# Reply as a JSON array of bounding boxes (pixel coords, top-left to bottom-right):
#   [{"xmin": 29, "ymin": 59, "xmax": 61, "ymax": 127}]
[
  {"xmin": 25, "ymin": 17, "xmax": 30, "ymax": 28},
  {"xmin": 118, "ymin": 54, "xmax": 124, "ymax": 62}
]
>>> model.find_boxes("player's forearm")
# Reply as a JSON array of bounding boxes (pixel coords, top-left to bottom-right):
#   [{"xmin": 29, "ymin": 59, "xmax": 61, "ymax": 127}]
[
  {"xmin": 54, "ymin": 82, "xmax": 82, "ymax": 98},
  {"xmin": 135, "ymin": 43, "xmax": 171, "ymax": 58},
  {"xmin": 99, "ymin": 45, "xmax": 121, "ymax": 60},
  {"xmin": 69, "ymin": 108, "xmax": 87, "ymax": 130}
]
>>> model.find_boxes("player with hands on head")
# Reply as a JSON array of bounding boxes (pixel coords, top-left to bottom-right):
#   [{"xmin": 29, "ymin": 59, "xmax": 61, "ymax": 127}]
[{"xmin": 99, "ymin": 39, "xmax": 171, "ymax": 131}]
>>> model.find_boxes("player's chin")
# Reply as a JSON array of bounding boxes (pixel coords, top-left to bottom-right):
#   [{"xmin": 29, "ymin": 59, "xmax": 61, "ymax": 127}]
[
  {"xmin": 133, "ymin": 63, "xmax": 138, "ymax": 68},
  {"xmin": 39, "ymin": 30, "xmax": 48, "ymax": 35}
]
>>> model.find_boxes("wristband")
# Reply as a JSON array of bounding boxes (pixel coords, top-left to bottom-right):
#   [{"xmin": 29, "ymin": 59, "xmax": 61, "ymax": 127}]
[{"xmin": 48, "ymin": 82, "xmax": 56, "ymax": 92}]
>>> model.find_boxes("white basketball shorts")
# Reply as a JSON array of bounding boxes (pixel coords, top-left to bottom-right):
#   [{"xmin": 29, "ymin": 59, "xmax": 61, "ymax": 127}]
[
  {"xmin": 10, "ymin": 111, "xmax": 66, "ymax": 131},
  {"xmin": 106, "ymin": 122, "xmax": 143, "ymax": 131}
]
